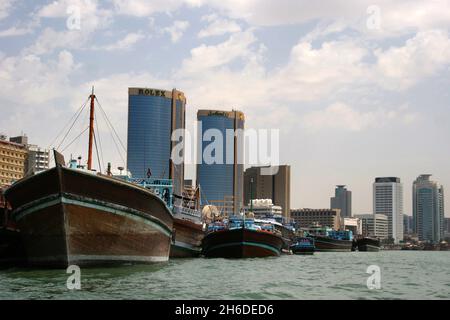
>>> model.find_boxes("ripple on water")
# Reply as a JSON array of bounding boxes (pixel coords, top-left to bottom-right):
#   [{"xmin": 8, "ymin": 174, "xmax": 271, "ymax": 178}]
[{"xmin": 0, "ymin": 252, "xmax": 449, "ymax": 299}]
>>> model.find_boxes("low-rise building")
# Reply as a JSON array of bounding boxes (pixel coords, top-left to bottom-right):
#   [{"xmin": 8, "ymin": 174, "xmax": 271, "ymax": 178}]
[
  {"xmin": 341, "ymin": 217, "xmax": 362, "ymax": 235},
  {"xmin": 0, "ymin": 138, "xmax": 27, "ymax": 187},
  {"xmin": 290, "ymin": 208, "xmax": 341, "ymax": 230},
  {"xmin": 356, "ymin": 214, "xmax": 389, "ymax": 240}
]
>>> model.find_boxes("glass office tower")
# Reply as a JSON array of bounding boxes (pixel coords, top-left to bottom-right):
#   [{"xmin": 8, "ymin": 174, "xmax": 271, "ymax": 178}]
[
  {"xmin": 197, "ymin": 110, "xmax": 244, "ymax": 215},
  {"xmin": 127, "ymin": 88, "xmax": 186, "ymax": 196}
]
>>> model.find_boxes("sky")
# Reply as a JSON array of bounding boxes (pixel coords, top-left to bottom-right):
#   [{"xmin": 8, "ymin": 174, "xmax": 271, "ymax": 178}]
[{"xmin": 0, "ymin": 0, "xmax": 449, "ymax": 216}]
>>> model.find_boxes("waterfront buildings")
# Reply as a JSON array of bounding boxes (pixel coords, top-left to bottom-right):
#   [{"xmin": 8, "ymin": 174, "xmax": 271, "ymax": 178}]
[
  {"xmin": 341, "ymin": 217, "xmax": 362, "ymax": 235},
  {"xmin": 373, "ymin": 177, "xmax": 404, "ymax": 244},
  {"xmin": 246, "ymin": 199, "xmax": 283, "ymax": 217},
  {"xmin": 403, "ymin": 214, "xmax": 414, "ymax": 235},
  {"xmin": 197, "ymin": 110, "xmax": 244, "ymax": 215},
  {"xmin": 0, "ymin": 137, "xmax": 27, "ymax": 187},
  {"xmin": 243, "ymin": 165, "xmax": 291, "ymax": 219},
  {"xmin": 444, "ymin": 218, "xmax": 450, "ymax": 240},
  {"xmin": 330, "ymin": 185, "xmax": 352, "ymax": 217},
  {"xmin": 8, "ymin": 135, "xmax": 50, "ymax": 176},
  {"xmin": 127, "ymin": 88, "xmax": 186, "ymax": 197},
  {"xmin": 413, "ymin": 174, "xmax": 445, "ymax": 243},
  {"xmin": 356, "ymin": 214, "xmax": 389, "ymax": 240},
  {"xmin": 290, "ymin": 208, "xmax": 341, "ymax": 230}
]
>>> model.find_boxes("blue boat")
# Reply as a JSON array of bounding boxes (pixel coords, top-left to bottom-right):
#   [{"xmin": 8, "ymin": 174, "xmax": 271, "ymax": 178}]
[{"xmin": 290, "ymin": 237, "xmax": 315, "ymax": 255}]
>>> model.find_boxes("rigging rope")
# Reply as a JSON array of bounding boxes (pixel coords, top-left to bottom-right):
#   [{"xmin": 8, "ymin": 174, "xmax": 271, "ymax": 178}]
[
  {"xmin": 60, "ymin": 127, "xmax": 89, "ymax": 153},
  {"xmin": 55, "ymin": 98, "xmax": 89, "ymax": 151}
]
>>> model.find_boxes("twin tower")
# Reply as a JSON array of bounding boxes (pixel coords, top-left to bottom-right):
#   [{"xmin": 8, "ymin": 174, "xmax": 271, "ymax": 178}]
[{"xmin": 127, "ymin": 88, "xmax": 244, "ymax": 214}]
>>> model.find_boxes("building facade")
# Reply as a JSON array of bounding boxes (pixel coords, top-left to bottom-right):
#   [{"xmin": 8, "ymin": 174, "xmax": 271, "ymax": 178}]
[
  {"xmin": 243, "ymin": 165, "xmax": 291, "ymax": 219},
  {"xmin": 0, "ymin": 138, "xmax": 27, "ymax": 187},
  {"xmin": 403, "ymin": 214, "xmax": 414, "ymax": 235},
  {"xmin": 413, "ymin": 174, "xmax": 445, "ymax": 243},
  {"xmin": 373, "ymin": 177, "xmax": 404, "ymax": 244},
  {"xmin": 356, "ymin": 214, "xmax": 389, "ymax": 240},
  {"xmin": 245, "ymin": 199, "xmax": 283, "ymax": 217},
  {"xmin": 197, "ymin": 110, "xmax": 244, "ymax": 215},
  {"xmin": 290, "ymin": 208, "xmax": 341, "ymax": 230},
  {"xmin": 25, "ymin": 144, "xmax": 50, "ymax": 174},
  {"xmin": 341, "ymin": 217, "xmax": 362, "ymax": 235},
  {"xmin": 330, "ymin": 185, "xmax": 352, "ymax": 218},
  {"xmin": 127, "ymin": 88, "xmax": 186, "ymax": 197}
]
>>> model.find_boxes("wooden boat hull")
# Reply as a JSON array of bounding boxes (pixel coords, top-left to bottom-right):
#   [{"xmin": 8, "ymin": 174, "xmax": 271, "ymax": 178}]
[
  {"xmin": 0, "ymin": 227, "xmax": 26, "ymax": 267},
  {"xmin": 314, "ymin": 236, "xmax": 353, "ymax": 252},
  {"xmin": 4, "ymin": 166, "xmax": 173, "ymax": 268},
  {"xmin": 357, "ymin": 238, "xmax": 381, "ymax": 252},
  {"xmin": 170, "ymin": 217, "xmax": 204, "ymax": 258},
  {"xmin": 202, "ymin": 228, "xmax": 283, "ymax": 258}
]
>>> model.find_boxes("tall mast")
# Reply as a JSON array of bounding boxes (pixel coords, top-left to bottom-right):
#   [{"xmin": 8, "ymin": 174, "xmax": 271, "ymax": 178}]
[{"xmin": 87, "ymin": 86, "xmax": 95, "ymax": 171}]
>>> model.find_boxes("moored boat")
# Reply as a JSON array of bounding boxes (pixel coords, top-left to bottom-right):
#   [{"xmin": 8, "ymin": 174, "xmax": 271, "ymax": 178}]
[
  {"xmin": 171, "ymin": 206, "xmax": 204, "ymax": 258},
  {"xmin": 305, "ymin": 226, "xmax": 353, "ymax": 252},
  {"xmin": 202, "ymin": 216, "xmax": 284, "ymax": 258},
  {"xmin": 5, "ymin": 165, "xmax": 174, "ymax": 267},
  {"xmin": 357, "ymin": 237, "xmax": 381, "ymax": 252},
  {"xmin": 290, "ymin": 237, "xmax": 315, "ymax": 255},
  {"xmin": 4, "ymin": 89, "xmax": 174, "ymax": 268}
]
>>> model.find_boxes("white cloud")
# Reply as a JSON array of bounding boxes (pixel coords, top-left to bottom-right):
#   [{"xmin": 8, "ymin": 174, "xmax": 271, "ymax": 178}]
[
  {"xmin": 0, "ymin": 26, "xmax": 32, "ymax": 37},
  {"xmin": 181, "ymin": 29, "xmax": 257, "ymax": 73},
  {"xmin": 198, "ymin": 14, "xmax": 241, "ymax": 38},
  {"xmin": 96, "ymin": 32, "xmax": 146, "ymax": 51},
  {"xmin": 164, "ymin": 20, "xmax": 190, "ymax": 43},
  {"xmin": 301, "ymin": 103, "xmax": 417, "ymax": 132},
  {"xmin": 112, "ymin": 0, "xmax": 203, "ymax": 17},
  {"xmin": 374, "ymin": 30, "xmax": 450, "ymax": 90},
  {"xmin": 26, "ymin": 0, "xmax": 113, "ymax": 55},
  {"xmin": 0, "ymin": 0, "xmax": 16, "ymax": 20},
  {"xmin": 0, "ymin": 50, "xmax": 78, "ymax": 105},
  {"xmin": 205, "ymin": 0, "xmax": 450, "ymax": 35}
]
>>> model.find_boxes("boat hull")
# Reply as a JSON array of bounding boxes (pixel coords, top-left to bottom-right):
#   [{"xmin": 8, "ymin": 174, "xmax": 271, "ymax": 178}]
[
  {"xmin": 170, "ymin": 217, "xmax": 204, "ymax": 258},
  {"xmin": 357, "ymin": 238, "xmax": 381, "ymax": 252},
  {"xmin": 314, "ymin": 236, "xmax": 353, "ymax": 252},
  {"xmin": 5, "ymin": 166, "xmax": 173, "ymax": 268},
  {"xmin": 202, "ymin": 228, "xmax": 283, "ymax": 258},
  {"xmin": 0, "ymin": 227, "xmax": 26, "ymax": 267},
  {"xmin": 291, "ymin": 246, "xmax": 315, "ymax": 255}
]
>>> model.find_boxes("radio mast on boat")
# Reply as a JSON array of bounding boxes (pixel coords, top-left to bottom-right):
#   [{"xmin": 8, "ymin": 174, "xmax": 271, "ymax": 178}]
[{"xmin": 87, "ymin": 86, "xmax": 95, "ymax": 171}]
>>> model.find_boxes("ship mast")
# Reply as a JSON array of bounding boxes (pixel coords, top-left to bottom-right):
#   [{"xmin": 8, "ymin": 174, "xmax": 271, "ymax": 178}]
[{"xmin": 87, "ymin": 86, "xmax": 95, "ymax": 171}]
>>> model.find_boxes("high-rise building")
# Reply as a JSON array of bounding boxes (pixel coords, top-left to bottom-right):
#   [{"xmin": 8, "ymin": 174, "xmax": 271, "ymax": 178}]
[
  {"xmin": 444, "ymin": 218, "xmax": 450, "ymax": 240},
  {"xmin": 373, "ymin": 177, "xmax": 404, "ymax": 244},
  {"xmin": 197, "ymin": 110, "xmax": 244, "ymax": 215},
  {"xmin": 403, "ymin": 214, "xmax": 414, "ymax": 235},
  {"xmin": 330, "ymin": 185, "xmax": 352, "ymax": 218},
  {"xmin": 0, "ymin": 137, "xmax": 27, "ymax": 187},
  {"xmin": 356, "ymin": 214, "xmax": 389, "ymax": 240},
  {"xmin": 127, "ymin": 88, "xmax": 186, "ymax": 196},
  {"xmin": 243, "ymin": 165, "xmax": 291, "ymax": 219},
  {"xmin": 413, "ymin": 174, "xmax": 445, "ymax": 243},
  {"xmin": 290, "ymin": 208, "xmax": 341, "ymax": 230}
]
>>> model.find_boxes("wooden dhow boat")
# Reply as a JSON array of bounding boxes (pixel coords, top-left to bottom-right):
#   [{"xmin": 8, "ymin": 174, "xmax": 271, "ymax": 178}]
[{"xmin": 4, "ymin": 89, "xmax": 173, "ymax": 268}]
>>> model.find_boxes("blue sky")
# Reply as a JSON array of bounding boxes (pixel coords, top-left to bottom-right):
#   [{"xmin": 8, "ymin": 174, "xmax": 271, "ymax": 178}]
[{"xmin": 0, "ymin": 0, "xmax": 449, "ymax": 215}]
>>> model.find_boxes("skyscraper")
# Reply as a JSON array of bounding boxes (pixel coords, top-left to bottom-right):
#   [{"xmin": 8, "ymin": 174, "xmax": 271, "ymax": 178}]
[
  {"xmin": 243, "ymin": 165, "xmax": 291, "ymax": 219},
  {"xmin": 127, "ymin": 88, "xmax": 186, "ymax": 196},
  {"xmin": 373, "ymin": 177, "xmax": 404, "ymax": 244},
  {"xmin": 330, "ymin": 185, "xmax": 352, "ymax": 218},
  {"xmin": 413, "ymin": 174, "xmax": 444, "ymax": 243},
  {"xmin": 197, "ymin": 110, "xmax": 244, "ymax": 215}
]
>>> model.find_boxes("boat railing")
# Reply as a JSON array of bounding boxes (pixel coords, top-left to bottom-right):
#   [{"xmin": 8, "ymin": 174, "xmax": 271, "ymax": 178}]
[{"xmin": 173, "ymin": 205, "xmax": 202, "ymax": 219}]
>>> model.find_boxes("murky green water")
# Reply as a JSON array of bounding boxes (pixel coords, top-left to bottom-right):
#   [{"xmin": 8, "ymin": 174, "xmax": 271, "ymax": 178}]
[{"xmin": 0, "ymin": 251, "xmax": 449, "ymax": 300}]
